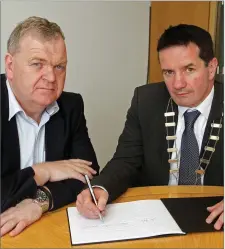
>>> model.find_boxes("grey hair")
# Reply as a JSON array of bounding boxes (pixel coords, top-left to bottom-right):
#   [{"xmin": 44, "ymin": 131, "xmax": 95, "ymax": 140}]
[{"xmin": 7, "ymin": 16, "xmax": 65, "ymax": 54}]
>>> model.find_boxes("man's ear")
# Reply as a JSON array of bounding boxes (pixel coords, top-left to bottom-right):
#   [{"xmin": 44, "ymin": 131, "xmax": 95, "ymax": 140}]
[
  {"xmin": 5, "ymin": 53, "xmax": 14, "ymax": 81},
  {"xmin": 208, "ymin": 57, "xmax": 218, "ymax": 80}
]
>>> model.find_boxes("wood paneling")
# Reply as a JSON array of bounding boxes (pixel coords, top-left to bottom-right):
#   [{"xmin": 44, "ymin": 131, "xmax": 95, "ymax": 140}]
[
  {"xmin": 208, "ymin": 1, "xmax": 219, "ymax": 47},
  {"xmin": 148, "ymin": 1, "xmax": 215, "ymax": 83}
]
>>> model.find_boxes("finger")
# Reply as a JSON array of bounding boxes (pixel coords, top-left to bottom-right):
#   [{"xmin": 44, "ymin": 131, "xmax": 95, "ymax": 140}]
[
  {"xmin": 0, "ymin": 207, "xmax": 15, "ymax": 222},
  {"xmin": 76, "ymin": 194, "xmax": 83, "ymax": 205},
  {"xmin": 77, "ymin": 189, "xmax": 93, "ymax": 204},
  {"xmin": 206, "ymin": 204, "xmax": 224, "ymax": 224},
  {"xmin": 77, "ymin": 190, "xmax": 101, "ymax": 219},
  {"xmin": 214, "ymin": 213, "xmax": 224, "ymax": 230},
  {"xmin": 69, "ymin": 159, "xmax": 92, "ymax": 165},
  {"xmin": 77, "ymin": 189, "xmax": 95, "ymax": 208},
  {"xmin": 9, "ymin": 220, "xmax": 28, "ymax": 237},
  {"xmin": 76, "ymin": 201, "xmax": 99, "ymax": 219},
  {"xmin": 207, "ymin": 200, "xmax": 223, "ymax": 211},
  {"xmin": 0, "ymin": 212, "xmax": 15, "ymax": 227},
  {"xmin": 71, "ymin": 166, "xmax": 94, "ymax": 180},
  {"xmin": 97, "ymin": 193, "xmax": 108, "ymax": 212},
  {"xmin": 83, "ymin": 194, "xmax": 102, "ymax": 217},
  {"xmin": 101, "ymin": 210, "xmax": 106, "ymax": 216},
  {"xmin": 0, "ymin": 219, "xmax": 17, "ymax": 237},
  {"xmin": 66, "ymin": 163, "xmax": 95, "ymax": 179},
  {"xmin": 76, "ymin": 164, "xmax": 97, "ymax": 174},
  {"xmin": 70, "ymin": 170, "xmax": 86, "ymax": 183},
  {"xmin": 77, "ymin": 164, "xmax": 97, "ymax": 174},
  {"xmin": 76, "ymin": 167, "xmax": 94, "ymax": 179},
  {"xmin": 75, "ymin": 199, "xmax": 81, "ymax": 208},
  {"xmin": 68, "ymin": 163, "xmax": 97, "ymax": 175}
]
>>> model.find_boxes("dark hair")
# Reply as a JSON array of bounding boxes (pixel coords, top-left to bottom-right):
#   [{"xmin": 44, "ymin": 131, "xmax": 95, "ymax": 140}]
[{"xmin": 157, "ymin": 24, "xmax": 214, "ymax": 66}]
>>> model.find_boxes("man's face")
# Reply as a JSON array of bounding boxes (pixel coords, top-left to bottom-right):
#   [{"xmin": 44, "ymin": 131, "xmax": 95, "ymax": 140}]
[
  {"xmin": 5, "ymin": 34, "xmax": 67, "ymax": 108},
  {"xmin": 159, "ymin": 43, "xmax": 217, "ymax": 107}
]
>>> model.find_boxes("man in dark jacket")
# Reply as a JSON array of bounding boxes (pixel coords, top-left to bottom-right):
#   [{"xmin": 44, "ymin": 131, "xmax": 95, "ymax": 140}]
[
  {"xmin": 1, "ymin": 16, "xmax": 99, "ymax": 236},
  {"xmin": 76, "ymin": 24, "xmax": 224, "ymax": 230}
]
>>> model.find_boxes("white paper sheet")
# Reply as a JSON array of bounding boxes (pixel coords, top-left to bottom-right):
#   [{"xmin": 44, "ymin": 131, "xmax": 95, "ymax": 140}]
[{"xmin": 67, "ymin": 199, "xmax": 185, "ymax": 245}]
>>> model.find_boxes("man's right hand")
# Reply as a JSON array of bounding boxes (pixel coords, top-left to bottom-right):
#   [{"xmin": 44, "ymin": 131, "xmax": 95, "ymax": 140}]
[
  {"xmin": 32, "ymin": 159, "xmax": 97, "ymax": 186},
  {"xmin": 76, "ymin": 188, "xmax": 109, "ymax": 219}
]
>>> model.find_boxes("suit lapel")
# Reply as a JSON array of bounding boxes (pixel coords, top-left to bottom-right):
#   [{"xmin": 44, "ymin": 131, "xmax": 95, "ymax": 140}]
[
  {"xmin": 201, "ymin": 82, "xmax": 224, "ymax": 184},
  {"xmin": 1, "ymin": 75, "xmax": 20, "ymax": 172},
  {"xmin": 200, "ymin": 82, "xmax": 223, "ymax": 157},
  {"xmin": 45, "ymin": 111, "xmax": 65, "ymax": 161},
  {"xmin": 3, "ymin": 118, "xmax": 21, "ymax": 172}
]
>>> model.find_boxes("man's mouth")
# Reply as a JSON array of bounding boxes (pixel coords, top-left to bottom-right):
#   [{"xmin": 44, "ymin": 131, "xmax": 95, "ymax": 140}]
[
  {"xmin": 176, "ymin": 92, "xmax": 190, "ymax": 96},
  {"xmin": 38, "ymin": 88, "xmax": 54, "ymax": 91}
]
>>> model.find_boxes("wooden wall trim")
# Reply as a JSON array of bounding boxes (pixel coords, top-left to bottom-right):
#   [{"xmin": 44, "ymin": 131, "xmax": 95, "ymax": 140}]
[{"xmin": 208, "ymin": 1, "xmax": 219, "ymax": 49}]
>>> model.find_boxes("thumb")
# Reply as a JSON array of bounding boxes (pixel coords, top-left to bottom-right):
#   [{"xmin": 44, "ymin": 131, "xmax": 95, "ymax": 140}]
[
  {"xmin": 207, "ymin": 200, "xmax": 223, "ymax": 211},
  {"xmin": 207, "ymin": 206, "xmax": 214, "ymax": 212},
  {"xmin": 97, "ymin": 192, "xmax": 108, "ymax": 212}
]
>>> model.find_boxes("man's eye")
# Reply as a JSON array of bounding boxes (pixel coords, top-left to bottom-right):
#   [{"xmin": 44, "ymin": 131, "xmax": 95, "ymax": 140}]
[
  {"xmin": 55, "ymin": 65, "xmax": 65, "ymax": 71},
  {"xmin": 32, "ymin": 62, "xmax": 42, "ymax": 68},
  {"xmin": 186, "ymin": 67, "xmax": 195, "ymax": 73},
  {"xmin": 163, "ymin": 70, "xmax": 174, "ymax": 76}
]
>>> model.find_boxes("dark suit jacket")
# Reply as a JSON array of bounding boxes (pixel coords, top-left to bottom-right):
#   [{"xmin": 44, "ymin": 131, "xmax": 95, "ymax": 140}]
[
  {"xmin": 92, "ymin": 82, "xmax": 224, "ymax": 202},
  {"xmin": 1, "ymin": 74, "xmax": 99, "ymax": 212}
]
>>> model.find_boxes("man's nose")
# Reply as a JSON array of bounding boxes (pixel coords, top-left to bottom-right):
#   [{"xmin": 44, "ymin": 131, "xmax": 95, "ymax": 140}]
[
  {"xmin": 173, "ymin": 73, "xmax": 186, "ymax": 89},
  {"xmin": 43, "ymin": 66, "xmax": 56, "ymax": 82}
]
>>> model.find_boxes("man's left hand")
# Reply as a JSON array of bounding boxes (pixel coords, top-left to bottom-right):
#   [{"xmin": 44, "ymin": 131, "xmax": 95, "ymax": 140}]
[
  {"xmin": 206, "ymin": 199, "xmax": 224, "ymax": 230},
  {"xmin": 0, "ymin": 199, "xmax": 42, "ymax": 237}
]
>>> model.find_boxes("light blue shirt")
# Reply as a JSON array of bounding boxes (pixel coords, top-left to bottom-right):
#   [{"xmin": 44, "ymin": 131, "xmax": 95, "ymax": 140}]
[
  {"xmin": 169, "ymin": 86, "xmax": 214, "ymax": 185},
  {"xmin": 7, "ymin": 81, "xmax": 59, "ymax": 169}
]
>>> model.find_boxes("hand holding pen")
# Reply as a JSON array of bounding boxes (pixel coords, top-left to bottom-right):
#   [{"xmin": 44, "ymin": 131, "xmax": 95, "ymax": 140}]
[{"xmin": 84, "ymin": 175, "xmax": 104, "ymax": 221}]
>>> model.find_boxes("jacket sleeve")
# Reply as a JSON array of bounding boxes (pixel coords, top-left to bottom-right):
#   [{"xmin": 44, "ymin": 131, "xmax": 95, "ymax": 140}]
[
  {"xmin": 45, "ymin": 94, "xmax": 99, "ymax": 210},
  {"xmin": 1, "ymin": 167, "xmax": 37, "ymax": 212},
  {"xmin": 91, "ymin": 87, "xmax": 144, "ymax": 202}
]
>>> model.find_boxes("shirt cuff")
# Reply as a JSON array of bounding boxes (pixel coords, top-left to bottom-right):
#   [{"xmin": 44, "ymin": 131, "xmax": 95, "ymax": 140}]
[{"xmin": 92, "ymin": 185, "xmax": 109, "ymax": 195}]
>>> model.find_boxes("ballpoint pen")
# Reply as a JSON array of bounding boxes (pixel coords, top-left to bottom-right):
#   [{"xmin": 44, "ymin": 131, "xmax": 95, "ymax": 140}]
[{"xmin": 84, "ymin": 174, "xmax": 103, "ymax": 222}]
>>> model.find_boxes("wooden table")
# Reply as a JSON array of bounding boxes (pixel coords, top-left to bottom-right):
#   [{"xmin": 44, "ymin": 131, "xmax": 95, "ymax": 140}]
[{"xmin": 2, "ymin": 186, "xmax": 224, "ymax": 248}]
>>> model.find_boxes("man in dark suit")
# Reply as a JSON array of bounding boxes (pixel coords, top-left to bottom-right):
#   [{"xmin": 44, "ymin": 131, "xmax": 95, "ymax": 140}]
[
  {"xmin": 76, "ymin": 24, "xmax": 224, "ymax": 230},
  {"xmin": 1, "ymin": 16, "xmax": 99, "ymax": 236}
]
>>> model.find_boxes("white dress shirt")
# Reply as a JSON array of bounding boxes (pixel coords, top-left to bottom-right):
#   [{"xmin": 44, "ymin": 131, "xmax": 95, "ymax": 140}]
[
  {"xmin": 169, "ymin": 86, "xmax": 214, "ymax": 185},
  {"xmin": 7, "ymin": 81, "xmax": 59, "ymax": 169}
]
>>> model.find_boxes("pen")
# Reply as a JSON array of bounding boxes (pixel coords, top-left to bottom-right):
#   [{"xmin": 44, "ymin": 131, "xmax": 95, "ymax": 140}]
[{"xmin": 84, "ymin": 174, "xmax": 103, "ymax": 222}]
